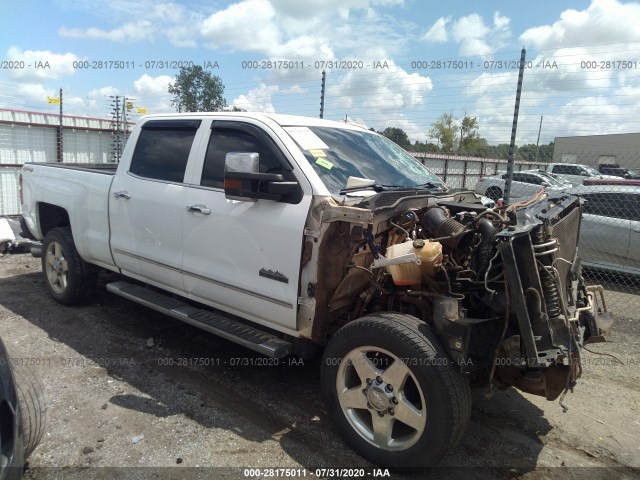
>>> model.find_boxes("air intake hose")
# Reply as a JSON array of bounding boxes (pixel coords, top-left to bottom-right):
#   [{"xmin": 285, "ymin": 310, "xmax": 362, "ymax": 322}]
[{"xmin": 421, "ymin": 207, "xmax": 474, "ymax": 251}]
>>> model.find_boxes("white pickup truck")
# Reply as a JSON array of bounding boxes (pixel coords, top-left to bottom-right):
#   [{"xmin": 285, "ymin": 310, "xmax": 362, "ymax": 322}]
[{"xmin": 20, "ymin": 113, "xmax": 612, "ymax": 469}]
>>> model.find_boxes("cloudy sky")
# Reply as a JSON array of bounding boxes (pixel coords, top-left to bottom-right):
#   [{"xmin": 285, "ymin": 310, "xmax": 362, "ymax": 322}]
[{"xmin": 2, "ymin": 0, "xmax": 640, "ymax": 144}]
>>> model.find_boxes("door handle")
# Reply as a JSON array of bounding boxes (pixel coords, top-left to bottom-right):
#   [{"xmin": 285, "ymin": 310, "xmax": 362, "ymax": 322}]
[
  {"xmin": 633, "ymin": 228, "xmax": 640, "ymax": 233},
  {"xmin": 113, "ymin": 191, "xmax": 132, "ymax": 199},
  {"xmin": 186, "ymin": 204, "xmax": 211, "ymax": 215}
]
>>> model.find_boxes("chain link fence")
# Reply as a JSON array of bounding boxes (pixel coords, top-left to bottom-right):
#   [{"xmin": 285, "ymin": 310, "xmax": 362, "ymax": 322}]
[
  {"xmin": 1, "ymin": 108, "xmax": 638, "ymax": 322},
  {"xmin": 418, "ymin": 153, "xmax": 640, "ymax": 322}
]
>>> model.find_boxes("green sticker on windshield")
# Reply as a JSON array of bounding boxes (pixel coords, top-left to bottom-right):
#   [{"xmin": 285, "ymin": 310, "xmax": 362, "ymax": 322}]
[{"xmin": 316, "ymin": 158, "xmax": 333, "ymax": 170}]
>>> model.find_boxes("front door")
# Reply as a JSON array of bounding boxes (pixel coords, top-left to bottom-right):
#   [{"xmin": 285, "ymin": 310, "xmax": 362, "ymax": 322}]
[{"xmin": 182, "ymin": 120, "xmax": 312, "ymax": 332}]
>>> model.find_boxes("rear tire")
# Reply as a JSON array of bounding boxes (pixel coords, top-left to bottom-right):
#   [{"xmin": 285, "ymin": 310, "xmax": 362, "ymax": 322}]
[
  {"xmin": 42, "ymin": 227, "xmax": 96, "ymax": 305},
  {"xmin": 7, "ymin": 347, "xmax": 48, "ymax": 458},
  {"xmin": 321, "ymin": 312, "xmax": 471, "ymax": 470},
  {"xmin": 485, "ymin": 186, "xmax": 503, "ymax": 201}
]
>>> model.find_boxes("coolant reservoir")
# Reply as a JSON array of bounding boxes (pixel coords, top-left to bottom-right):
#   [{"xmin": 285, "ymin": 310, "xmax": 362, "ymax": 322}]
[{"xmin": 385, "ymin": 239, "xmax": 443, "ymax": 286}]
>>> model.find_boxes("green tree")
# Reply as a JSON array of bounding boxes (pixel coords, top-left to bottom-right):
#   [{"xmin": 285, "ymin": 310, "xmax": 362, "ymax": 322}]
[
  {"xmin": 381, "ymin": 127, "xmax": 411, "ymax": 149},
  {"xmin": 168, "ymin": 65, "xmax": 227, "ymax": 112},
  {"xmin": 429, "ymin": 113, "xmax": 457, "ymax": 152},
  {"xmin": 411, "ymin": 140, "xmax": 439, "ymax": 153},
  {"xmin": 459, "ymin": 115, "xmax": 481, "ymax": 153}
]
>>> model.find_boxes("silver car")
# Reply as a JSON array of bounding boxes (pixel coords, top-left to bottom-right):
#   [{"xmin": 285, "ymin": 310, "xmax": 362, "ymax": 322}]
[
  {"xmin": 475, "ymin": 170, "xmax": 567, "ymax": 200},
  {"xmin": 568, "ymin": 185, "xmax": 640, "ymax": 275}
]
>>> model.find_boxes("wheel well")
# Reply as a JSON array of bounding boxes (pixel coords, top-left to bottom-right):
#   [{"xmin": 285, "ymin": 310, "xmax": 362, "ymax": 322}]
[{"xmin": 38, "ymin": 203, "xmax": 70, "ymax": 237}]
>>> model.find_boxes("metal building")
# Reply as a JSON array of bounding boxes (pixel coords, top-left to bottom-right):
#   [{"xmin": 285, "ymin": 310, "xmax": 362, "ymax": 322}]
[
  {"xmin": 0, "ymin": 108, "xmax": 119, "ymax": 215},
  {"xmin": 553, "ymin": 132, "xmax": 640, "ymax": 169}
]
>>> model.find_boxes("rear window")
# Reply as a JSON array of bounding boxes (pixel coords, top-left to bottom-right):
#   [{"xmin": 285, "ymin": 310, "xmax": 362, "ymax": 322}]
[{"xmin": 129, "ymin": 121, "xmax": 200, "ymax": 183}]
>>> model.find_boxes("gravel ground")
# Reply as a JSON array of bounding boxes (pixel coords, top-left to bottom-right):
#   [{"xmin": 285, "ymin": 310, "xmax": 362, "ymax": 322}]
[{"xmin": 1, "ymin": 253, "xmax": 639, "ymax": 480}]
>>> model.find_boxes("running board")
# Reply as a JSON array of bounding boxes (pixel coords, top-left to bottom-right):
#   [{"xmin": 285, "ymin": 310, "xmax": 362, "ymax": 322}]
[{"xmin": 106, "ymin": 281, "xmax": 292, "ymax": 358}]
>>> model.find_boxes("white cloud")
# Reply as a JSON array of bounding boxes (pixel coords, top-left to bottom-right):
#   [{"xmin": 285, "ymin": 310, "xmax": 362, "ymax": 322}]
[
  {"xmin": 87, "ymin": 86, "xmax": 120, "ymax": 100},
  {"xmin": 132, "ymin": 74, "xmax": 175, "ymax": 113},
  {"xmin": 423, "ymin": 11, "xmax": 511, "ymax": 56},
  {"xmin": 57, "ymin": 0, "xmax": 406, "ymax": 60},
  {"xmin": 328, "ymin": 60, "xmax": 432, "ymax": 114},
  {"xmin": 269, "ymin": 0, "xmax": 403, "ymax": 19},
  {"xmin": 201, "ymin": 0, "xmax": 280, "ymax": 53},
  {"xmin": 58, "ymin": 2, "xmax": 202, "ymax": 46},
  {"xmin": 422, "ymin": 16, "xmax": 450, "ymax": 43},
  {"xmin": 521, "ymin": 0, "xmax": 640, "ymax": 49},
  {"xmin": 515, "ymin": 1, "xmax": 640, "ymax": 96},
  {"xmin": 59, "ymin": 20, "xmax": 155, "ymax": 42},
  {"xmin": 133, "ymin": 74, "xmax": 174, "ymax": 96},
  {"xmin": 5, "ymin": 47, "xmax": 79, "ymax": 81},
  {"xmin": 450, "ymin": 13, "xmax": 510, "ymax": 57},
  {"xmin": 231, "ymin": 84, "xmax": 279, "ymax": 112}
]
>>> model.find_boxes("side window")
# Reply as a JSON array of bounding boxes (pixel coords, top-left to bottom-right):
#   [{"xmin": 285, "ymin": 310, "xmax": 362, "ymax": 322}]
[
  {"xmin": 583, "ymin": 193, "xmax": 638, "ymax": 220},
  {"xmin": 553, "ymin": 165, "xmax": 574, "ymax": 175},
  {"xmin": 521, "ymin": 174, "xmax": 541, "ymax": 185},
  {"xmin": 201, "ymin": 125, "xmax": 291, "ymax": 189},
  {"xmin": 129, "ymin": 121, "xmax": 200, "ymax": 183}
]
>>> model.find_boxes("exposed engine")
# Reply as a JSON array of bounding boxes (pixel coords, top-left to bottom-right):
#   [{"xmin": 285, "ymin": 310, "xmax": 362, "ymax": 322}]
[{"xmin": 323, "ymin": 190, "xmax": 613, "ymax": 401}]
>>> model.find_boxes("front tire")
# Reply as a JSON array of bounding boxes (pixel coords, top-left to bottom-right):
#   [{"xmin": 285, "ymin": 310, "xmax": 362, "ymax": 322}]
[
  {"xmin": 321, "ymin": 313, "xmax": 471, "ymax": 470},
  {"xmin": 42, "ymin": 227, "xmax": 96, "ymax": 305}
]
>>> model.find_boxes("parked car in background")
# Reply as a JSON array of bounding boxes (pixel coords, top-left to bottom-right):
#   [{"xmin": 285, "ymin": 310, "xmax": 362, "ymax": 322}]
[
  {"xmin": 547, "ymin": 163, "xmax": 622, "ymax": 186},
  {"xmin": 0, "ymin": 337, "xmax": 48, "ymax": 480},
  {"xmin": 583, "ymin": 178, "xmax": 640, "ymax": 187},
  {"xmin": 474, "ymin": 170, "xmax": 568, "ymax": 200},
  {"xmin": 598, "ymin": 166, "xmax": 640, "ymax": 180},
  {"xmin": 568, "ymin": 185, "xmax": 640, "ymax": 276}
]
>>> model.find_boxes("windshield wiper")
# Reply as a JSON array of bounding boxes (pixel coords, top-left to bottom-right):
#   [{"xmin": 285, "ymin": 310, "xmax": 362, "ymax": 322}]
[
  {"xmin": 416, "ymin": 181, "xmax": 447, "ymax": 191},
  {"xmin": 339, "ymin": 182, "xmax": 446, "ymax": 195}
]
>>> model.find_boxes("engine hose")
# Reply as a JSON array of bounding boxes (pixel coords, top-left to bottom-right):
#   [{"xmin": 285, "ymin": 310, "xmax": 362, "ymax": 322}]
[
  {"xmin": 475, "ymin": 218, "xmax": 497, "ymax": 276},
  {"xmin": 422, "ymin": 207, "xmax": 474, "ymax": 251},
  {"xmin": 533, "ymin": 228, "xmax": 562, "ymax": 319}
]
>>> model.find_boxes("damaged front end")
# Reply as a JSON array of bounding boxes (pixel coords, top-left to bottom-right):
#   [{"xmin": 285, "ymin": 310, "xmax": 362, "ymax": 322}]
[{"xmin": 303, "ymin": 189, "xmax": 614, "ymax": 401}]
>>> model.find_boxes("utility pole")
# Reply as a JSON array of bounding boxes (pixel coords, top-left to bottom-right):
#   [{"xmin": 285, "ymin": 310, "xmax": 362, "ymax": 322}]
[
  {"xmin": 109, "ymin": 95, "xmax": 122, "ymax": 163},
  {"xmin": 535, "ymin": 115, "xmax": 543, "ymax": 162},
  {"xmin": 122, "ymin": 97, "xmax": 136, "ymax": 144},
  {"xmin": 58, "ymin": 88, "xmax": 63, "ymax": 162},
  {"xmin": 319, "ymin": 70, "xmax": 326, "ymax": 119},
  {"xmin": 503, "ymin": 47, "xmax": 526, "ymax": 205}
]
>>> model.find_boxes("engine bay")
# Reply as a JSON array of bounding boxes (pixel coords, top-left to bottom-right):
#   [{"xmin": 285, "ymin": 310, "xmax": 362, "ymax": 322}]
[{"xmin": 316, "ymin": 190, "xmax": 613, "ymax": 400}]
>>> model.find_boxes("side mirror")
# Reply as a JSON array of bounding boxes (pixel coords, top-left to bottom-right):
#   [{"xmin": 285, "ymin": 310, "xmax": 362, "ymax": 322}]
[
  {"xmin": 541, "ymin": 181, "xmax": 550, "ymax": 187},
  {"xmin": 224, "ymin": 152, "xmax": 299, "ymax": 202}
]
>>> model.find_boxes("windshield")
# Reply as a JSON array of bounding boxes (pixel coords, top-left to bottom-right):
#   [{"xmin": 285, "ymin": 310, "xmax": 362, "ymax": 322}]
[
  {"xmin": 284, "ymin": 126, "xmax": 445, "ymax": 196},
  {"xmin": 538, "ymin": 172, "xmax": 567, "ymax": 187}
]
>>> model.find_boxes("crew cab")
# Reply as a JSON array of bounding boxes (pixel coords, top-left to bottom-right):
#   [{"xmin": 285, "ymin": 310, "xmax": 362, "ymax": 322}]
[{"xmin": 20, "ymin": 113, "xmax": 613, "ymax": 469}]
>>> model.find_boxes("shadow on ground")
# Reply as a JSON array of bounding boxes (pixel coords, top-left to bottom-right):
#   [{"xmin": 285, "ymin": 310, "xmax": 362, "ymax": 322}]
[{"xmin": 0, "ymin": 265, "xmax": 567, "ymax": 479}]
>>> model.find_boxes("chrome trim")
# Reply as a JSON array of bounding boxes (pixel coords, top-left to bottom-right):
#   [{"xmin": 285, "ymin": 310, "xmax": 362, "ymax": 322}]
[
  {"xmin": 113, "ymin": 248, "xmax": 182, "ymax": 274},
  {"xmin": 126, "ymin": 171, "xmax": 190, "ymax": 186},
  {"xmin": 186, "ymin": 204, "xmax": 211, "ymax": 215},
  {"xmin": 112, "ymin": 248, "xmax": 294, "ymax": 309}
]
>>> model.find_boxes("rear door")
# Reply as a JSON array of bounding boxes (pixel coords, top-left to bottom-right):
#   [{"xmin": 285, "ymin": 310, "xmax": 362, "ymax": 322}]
[
  {"xmin": 109, "ymin": 119, "xmax": 203, "ymax": 290},
  {"xmin": 181, "ymin": 119, "xmax": 312, "ymax": 332}
]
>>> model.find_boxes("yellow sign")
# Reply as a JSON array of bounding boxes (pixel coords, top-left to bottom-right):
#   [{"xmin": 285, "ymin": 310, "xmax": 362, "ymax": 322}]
[
  {"xmin": 47, "ymin": 96, "xmax": 60, "ymax": 104},
  {"xmin": 137, "ymin": 107, "xmax": 147, "ymax": 114},
  {"xmin": 126, "ymin": 102, "xmax": 134, "ymax": 111}
]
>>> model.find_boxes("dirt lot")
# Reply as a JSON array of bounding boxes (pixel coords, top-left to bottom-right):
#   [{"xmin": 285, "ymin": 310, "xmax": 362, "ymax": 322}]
[{"xmin": 1, "ymin": 253, "xmax": 639, "ymax": 480}]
